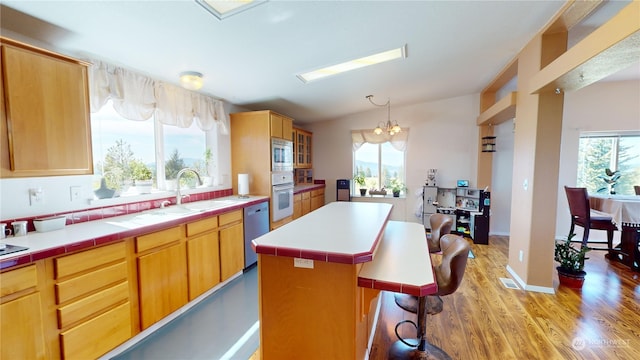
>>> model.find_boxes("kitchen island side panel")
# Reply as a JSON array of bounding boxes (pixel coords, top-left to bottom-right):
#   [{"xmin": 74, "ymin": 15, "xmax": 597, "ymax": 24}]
[{"xmin": 258, "ymin": 254, "xmax": 369, "ymax": 359}]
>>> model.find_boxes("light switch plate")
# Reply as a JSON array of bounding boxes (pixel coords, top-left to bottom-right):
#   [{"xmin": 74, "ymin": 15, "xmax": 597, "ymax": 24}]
[{"xmin": 294, "ymin": 258, "xmax": 314, "ymax": 269}]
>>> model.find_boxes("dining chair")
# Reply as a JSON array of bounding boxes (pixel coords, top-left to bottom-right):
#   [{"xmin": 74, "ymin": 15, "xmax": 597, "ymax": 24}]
[
  {"xmin": 564, "ymin": 186, "xmax": 617, "ymax": 249},
  {"xmin": 390, "ymin": 234, "xmax": 470, "ymax": 359},
  {"xmin": 634, "ymin": 185, "xmax": 640, "ymax": 195},
  {"xmin": 427, "ymin": 213, "xmax": 454, "ymax": 253}
]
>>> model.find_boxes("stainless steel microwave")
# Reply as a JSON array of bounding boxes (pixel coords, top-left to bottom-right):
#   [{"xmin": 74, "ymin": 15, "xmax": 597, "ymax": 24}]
[{"xmin": 271, "ymin": 138, "xmax": 293, "ymax": 172}]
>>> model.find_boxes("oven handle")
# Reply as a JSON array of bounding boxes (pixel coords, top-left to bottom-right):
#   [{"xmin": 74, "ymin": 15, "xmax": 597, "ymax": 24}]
[{"xmin": 273, "ymin": 184, "xmax": 294, "ymax": 192}]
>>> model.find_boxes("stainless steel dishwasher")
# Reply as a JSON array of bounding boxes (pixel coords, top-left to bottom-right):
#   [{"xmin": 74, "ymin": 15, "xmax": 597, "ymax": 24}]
[{"xmin": 243, "ymin": 201, "xmax": 269, "ymax": 269}]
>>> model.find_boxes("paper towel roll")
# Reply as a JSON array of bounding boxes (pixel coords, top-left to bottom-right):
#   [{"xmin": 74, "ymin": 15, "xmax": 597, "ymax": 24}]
[{"xmin": 238, "ymin": 174, "xmax": 249, "ymax": 196}]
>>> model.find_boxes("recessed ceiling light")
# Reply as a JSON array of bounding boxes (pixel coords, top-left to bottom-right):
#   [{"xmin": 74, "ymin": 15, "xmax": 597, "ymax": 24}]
[
  {"xmin": 297, "ymin": 45, "xmax": 407, "ymax": 83},
  {"xmin": 196, "ymin": 0, "xmax": 267, "ymax": 20}
]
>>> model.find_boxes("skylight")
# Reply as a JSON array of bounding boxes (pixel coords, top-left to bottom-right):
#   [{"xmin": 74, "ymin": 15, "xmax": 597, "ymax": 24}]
[
  {"xmin": 297, "ymin": 45, "xmax": 407, "ymax": 83},
  {"xmin": 196, "ymin": 0, "xmax": 267, "ymax": 20}
]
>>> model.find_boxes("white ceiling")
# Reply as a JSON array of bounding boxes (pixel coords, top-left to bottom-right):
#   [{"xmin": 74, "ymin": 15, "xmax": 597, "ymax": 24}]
[{"xmin": 1, "ymin": 0, "xmax": 637, "ymax": 124}]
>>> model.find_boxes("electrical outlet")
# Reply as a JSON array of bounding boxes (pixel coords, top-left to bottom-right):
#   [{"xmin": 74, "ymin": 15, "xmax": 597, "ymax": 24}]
[
  {"xmin": 29, "ymin": 188, "xmax": 43, "ymax": 206},
  {"xmin": 294, "ymin": 258, "xmax": 314, "ymax": 269},
  {"xmin": 70, "ymin": 186, "xmax": 82, "ymax": 201}
]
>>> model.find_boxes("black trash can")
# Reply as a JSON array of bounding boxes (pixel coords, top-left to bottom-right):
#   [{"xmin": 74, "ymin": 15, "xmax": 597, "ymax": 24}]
[{"xmin": 336, "ymin": 179, "xmax": 351, "ymax": 201}]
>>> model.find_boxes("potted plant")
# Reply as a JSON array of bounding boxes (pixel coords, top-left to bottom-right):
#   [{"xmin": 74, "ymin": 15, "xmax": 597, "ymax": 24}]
[
  {"xmin": 554, "ymin": 233, "xmax": 590, "ymax": 288},
  {"xmin": 130, "ymin": 159, "xmax": 153, "ymax": 194},
  {"xmin": 597, "ymin": 168, "xmax": 620, "ymax": 195},
  {"xmin": 390, "ymin": 178, "xmax": 406, "ymax": 197},
  {"xmin": 354, "ymin": 174, "xmax": 367, "ymax": 196}
]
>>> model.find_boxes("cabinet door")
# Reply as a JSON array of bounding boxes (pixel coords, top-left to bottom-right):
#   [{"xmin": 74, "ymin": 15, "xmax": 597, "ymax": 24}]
[
  {"xmin": 270, "ymin": 113, "xmax": 283, "ymax": 138},
  {"xmin": 281, "ymin": 116, "xmax": 293, "ymax": 141},
  {"xmin": 1, "ymin": 43, "xmax": 92, "ymax": 177},
  {"xmin": 219, "ymin": 222, "xmax": 244, "ymax": 281},
  {"xmin": 301, "ymin": 191, "xmax": 311, "ymax": 216},
  {"xmin": 293, "ymin": 194, "xmax": 302, "ymax": 219},
  {"xmin": 137, "ymin": 243, "xmax": 188, "ymax": 329},
  {"xmin": 187, "ymin": 231, "xmax": 221, "ymax": 300},
  {"xmin": 311, "ymin": 189, "xmax": 325, "ymax": 211},
  {"xmin": 1, "ymin": 292, "xmax": 47, "ymax": 360}
]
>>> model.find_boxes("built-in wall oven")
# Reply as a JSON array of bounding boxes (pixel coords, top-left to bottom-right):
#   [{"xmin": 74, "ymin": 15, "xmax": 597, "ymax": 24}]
[
  {"xmin": 272, "ymin": 171, "xmax": 294, "ymax": 222},
  {"xmin": 271, "ymin": 138, "xmax": 293, "ymax": 172}
]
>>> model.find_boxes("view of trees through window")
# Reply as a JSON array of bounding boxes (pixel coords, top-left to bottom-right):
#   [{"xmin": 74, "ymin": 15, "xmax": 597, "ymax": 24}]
[
  {"xmin": 354, "ymin": 142, "xmax": 405, "ymax": 194},
  {"xmin": 576, "ymin": 133, "xmax": 640, "ymax": 195},
  {"xmin": 91, "ymin": 100, "xmax": 209, "ymax": 197}
]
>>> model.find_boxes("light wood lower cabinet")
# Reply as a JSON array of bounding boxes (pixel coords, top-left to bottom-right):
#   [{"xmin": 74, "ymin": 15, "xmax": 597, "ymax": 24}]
[
  {"xmin": 293, "ymin": 193, "xmax": 302, "ymax": 219},
  {"xmin": 187, "ymin": 216, "xmax": 221, "ymax": 300},
  {"xmin": 137, "ymin": 240, "xmax": 188, "ymax": 329},
  {"xmin": 0, "ymin": 265, "xmax": 46, "ymax": 360},
  {"xmin": 53, "ymin": 242, "xmax": 131, "ymax": 360},
  {"xmin": 310, "ymin": 188, "xmax": 325, "ymax": 211},
  {"xmin": 301, "ymin": 191, "xmax": 311, "ymax": 215},
  {"xmin": 219, "ymin": 210, "xmax": 244, "ymax": 282}
]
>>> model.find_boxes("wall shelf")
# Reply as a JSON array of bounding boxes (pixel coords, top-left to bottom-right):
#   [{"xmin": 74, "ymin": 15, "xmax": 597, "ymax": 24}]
[{"xmin": 476, "ymin": 92, "xmax": 517, "ymax": 126}]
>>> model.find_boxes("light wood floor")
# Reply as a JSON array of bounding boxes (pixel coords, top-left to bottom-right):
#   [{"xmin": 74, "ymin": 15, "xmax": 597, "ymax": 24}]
[
  {"xmin": 368, "ymin": 235, "xmax": 640, "ymax": 359},
  {"xmin": 251, "ymin": 235, "xmax": 639, "ymax": 359}
]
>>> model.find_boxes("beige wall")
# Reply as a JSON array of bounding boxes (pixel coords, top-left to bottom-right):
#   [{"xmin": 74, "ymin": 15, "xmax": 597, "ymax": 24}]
[{"xmin": 307, "ymin": 94, "xmax": 480, "ymax": 224}]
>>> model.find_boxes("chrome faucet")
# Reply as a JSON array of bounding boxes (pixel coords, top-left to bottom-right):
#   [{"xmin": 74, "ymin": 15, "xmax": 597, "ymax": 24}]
[{"xmin": 176, "ymin": 168, "xmax": 203, "ymax": 205}]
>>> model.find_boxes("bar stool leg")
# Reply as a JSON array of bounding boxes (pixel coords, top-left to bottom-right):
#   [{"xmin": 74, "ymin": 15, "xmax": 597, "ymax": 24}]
[{"xmin": 388, "ymin": 296, "xmax": 451, "ymax": 360}]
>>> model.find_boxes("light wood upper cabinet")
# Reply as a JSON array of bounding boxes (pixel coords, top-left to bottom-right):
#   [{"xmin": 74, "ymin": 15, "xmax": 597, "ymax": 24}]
[
  {"xmin": 270, "ymin": 112, "xmax": 293, "ymax": 140},
  {"xmin": 0, "ymin": 37, "xmax": 92, "ymax": 178},
  {"xmin": 294, "ymin": 128, "xmax": 312, "ymax": 169}
]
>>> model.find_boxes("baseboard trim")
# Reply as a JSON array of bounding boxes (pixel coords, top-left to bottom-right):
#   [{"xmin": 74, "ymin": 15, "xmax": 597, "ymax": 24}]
[{"xmin": 506, "ymin": 265, "xmax": 555, "ymax": 294}]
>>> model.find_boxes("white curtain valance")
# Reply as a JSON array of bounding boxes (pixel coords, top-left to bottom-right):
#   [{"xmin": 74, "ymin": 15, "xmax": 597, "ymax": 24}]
[
  {"xmin": 88, "ymin": 60, "xmax": 229, "ymax": 134},
  {"xmin": 351, "ymin": 129, "xmax": 409, "ymax": 151}
]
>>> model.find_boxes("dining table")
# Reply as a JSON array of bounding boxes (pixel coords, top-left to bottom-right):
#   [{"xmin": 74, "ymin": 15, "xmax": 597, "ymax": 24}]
[{"xmin": 589, "ymin": 194, "xmax": 640, "ymax": 271}]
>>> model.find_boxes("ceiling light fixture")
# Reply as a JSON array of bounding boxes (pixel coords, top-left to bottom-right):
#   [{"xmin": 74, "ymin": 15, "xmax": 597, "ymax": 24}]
[
  {"xmin": 367, "ymin": 95, "xmax": 401, "ymax": 136},
  {"xmin": 196, "ymin": 0, "xmax": 267, "ymax": 20},
  {"xmin": 179, "ymin": 71, "xmax": 204, "ymax": 90},
  {"xmin": 297, "ymin": 45, "xmax": 406, "ymax": 83}
]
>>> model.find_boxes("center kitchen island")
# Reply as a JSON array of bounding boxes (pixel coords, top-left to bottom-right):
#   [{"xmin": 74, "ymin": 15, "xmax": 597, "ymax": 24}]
[{"xmin": 252, "ymin": 202, "xmax": 437, "ymax": 359}]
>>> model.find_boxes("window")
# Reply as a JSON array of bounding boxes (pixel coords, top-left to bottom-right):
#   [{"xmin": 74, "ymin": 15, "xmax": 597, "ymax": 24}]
[
  {"xmin": 91, "ymin": 100, "xmax": 210, "ymax": 197},
  {"xmin": 352, "ymin": 130, "xmax": 407, "ymax": 196},
  {"xmin": 576, "ymin": 132, "xmax": 640, "ymax": 195}
]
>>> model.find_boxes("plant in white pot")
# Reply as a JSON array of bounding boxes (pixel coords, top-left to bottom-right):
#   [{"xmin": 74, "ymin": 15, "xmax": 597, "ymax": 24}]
[{"xmin": 554, "ymin": 233, "xmax": 590, "ymax": 288}]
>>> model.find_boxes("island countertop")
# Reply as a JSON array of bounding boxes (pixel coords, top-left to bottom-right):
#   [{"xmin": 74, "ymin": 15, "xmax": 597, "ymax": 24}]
[{"xmin": 252, "ymin": 201, "xmax": 392, "ymax": 264}]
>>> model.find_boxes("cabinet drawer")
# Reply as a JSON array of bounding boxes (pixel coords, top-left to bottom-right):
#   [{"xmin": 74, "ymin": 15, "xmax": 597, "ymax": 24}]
[
  {"xmin": 55, "ymin": 261, "xmax": 127, "ymax": 304},
  {"xmin": 60, "ymin": 301, "xmax": 131, "ymax": 360},
  {"xmin": 301, "ymin": 191, "xmax": 311, "ymax": 200},
  {"xmin": 55, "ymin": 242, "xmax": 125, "ymax": 279},
  {"xmin": 1, "ymin": 264, "xmax": 37, "ymax": 297},
  {"xmin": 186, "ymin": 216, "xmax": 218, "ymax": 237},
  {"xmin": 312, "ymin": 188, "xmax": 324, "ymax": 197},
  {"xmin": 136, "ymin": 226, "xmax": 182, "ymax": 253},
  {"xmin": 57, "ymin": 281, "xmax": 128, "ymax": 329},
  {"xmin": 220, "ymin": 209, "xmax": 242, "ymax": 226},
  {"xmin": 293, "ymin": 193, "xmax": 301, "ymax": 202}
]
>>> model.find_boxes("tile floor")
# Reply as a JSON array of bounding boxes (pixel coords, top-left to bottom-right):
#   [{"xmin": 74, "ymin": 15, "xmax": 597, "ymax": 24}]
[{"xmin": 111, "ymin": 266, "xmax": 259, "ymax": 360}]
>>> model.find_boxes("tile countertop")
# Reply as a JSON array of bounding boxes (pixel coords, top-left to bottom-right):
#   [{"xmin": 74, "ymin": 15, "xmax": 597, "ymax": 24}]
[
  {"xmin": 0, "ymin": 195, "xmax": 269, "ymax": 270},
  {"xmin": 293, "ymin": 183, "xmax": 325, "ymax": 194},
  {"xmin": 252, "ymin": 202, "xmax": 392, "ymax": 264}
]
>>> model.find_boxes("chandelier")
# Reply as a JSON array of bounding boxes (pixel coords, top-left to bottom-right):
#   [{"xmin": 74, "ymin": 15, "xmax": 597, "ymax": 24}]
[{"xmin": 366, "ymin": 95, "xmax": 401, "ymax": 135}]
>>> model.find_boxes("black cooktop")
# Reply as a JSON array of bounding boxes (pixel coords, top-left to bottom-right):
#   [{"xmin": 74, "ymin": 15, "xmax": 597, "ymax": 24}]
[{"xmin": 0, "ymin": 244, "xmax": 29, "ymax": 256}]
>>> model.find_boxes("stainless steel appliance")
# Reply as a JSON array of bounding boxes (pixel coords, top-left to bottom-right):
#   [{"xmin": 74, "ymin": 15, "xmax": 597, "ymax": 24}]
[
  {"xmin": 243, "ymin": 201, "xmax": 269, "ymax": 269},
  {"xmin": 271, "ymin": 138, "xmax": 293, "ymax": 172},
  {"xmin": 271, "ymin": 171, "xmax": 294, "ymax": 222}
]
